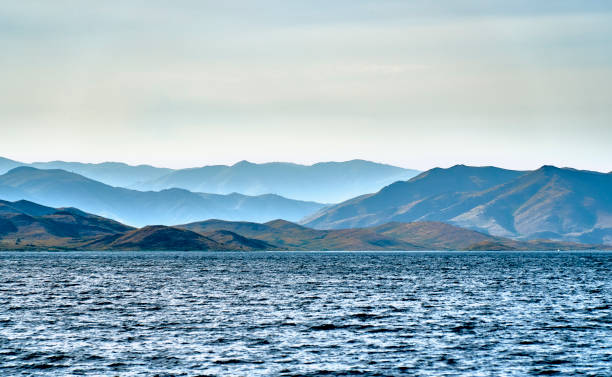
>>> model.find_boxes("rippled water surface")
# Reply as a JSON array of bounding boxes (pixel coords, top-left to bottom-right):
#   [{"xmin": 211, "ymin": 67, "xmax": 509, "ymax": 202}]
[{"xmin": 0, "ymin": 251, "xmax": 610, "ymax": 376}]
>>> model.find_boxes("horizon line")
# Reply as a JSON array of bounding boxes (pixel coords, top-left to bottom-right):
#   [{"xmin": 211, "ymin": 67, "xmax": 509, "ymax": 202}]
[{"xmin": 1, "ymin": 155, "xmax": 610, "ymax": 174}]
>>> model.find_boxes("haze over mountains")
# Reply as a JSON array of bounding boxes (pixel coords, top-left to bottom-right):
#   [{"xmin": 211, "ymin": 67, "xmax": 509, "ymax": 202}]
[
  {"xmin": 305, "ymin": 165, "xmax": 612, "ymax": 245},
  {"xmin": 0, "ymin": 199, "xmax": 600, "ymax": 251},
  {"xmin": 130, "ymin": 160, "xmax": 420, "ymax": 203},
  {"xmin": 1, "ymin": 156, "xmax": 610, "ymax": 247},
  {"xmin": 0, "ymin": 157, "xmax": 419, "ymax": 203},
  {"xmin": 0, "ymin": 157, "xmax": 172, "ymax": 188},
  {"xmin": 0, "ymin": 167, "xmax": 325, "ymax": 227}
]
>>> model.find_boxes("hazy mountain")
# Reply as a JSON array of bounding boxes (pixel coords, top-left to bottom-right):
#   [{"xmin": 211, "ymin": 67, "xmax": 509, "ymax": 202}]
[
  {"xmin": 0, "ymin": 157, "xmax": 172, "ymax": 187},
  {"xmin": 0, "ymin": 167, "xmax": 326, "ymax": 226},
  {"xmin": 303, "ymin": 165, "xmax": 612, "ymax": 245},
  {"xmin": 0, "ymin": 157, "xmax": 420, "ymax": 203},
  {"xmin": 29, "ymin": 161, "xmax": 173, "ymax": 187},
  {"xmin": 133, "ymin": 159, "xmax": 420, "ymax": 202},
  {"xmin": 0, "ymin": 199, "xmax": 58, "ymax": 217},
  {"xmin": 0, "ymin": 157, "xmax": 22, "ymax": 174}
]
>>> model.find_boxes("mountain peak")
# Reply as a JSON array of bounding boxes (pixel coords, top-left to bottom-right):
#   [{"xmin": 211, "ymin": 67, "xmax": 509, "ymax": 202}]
[
  {"xmin": 305, "ymin": 165, "xmax": 527, "ymax": 229},
  {"xmin": 538, "ymin": 165, "xmax": 560, "ymax": 171},
  {"xmin": 233, "ymin": 160, "xmax": 254, "ymax": 167},
  {"xmin": 265, "ymin": 219, "xmax": 308, "ymax": 230}
]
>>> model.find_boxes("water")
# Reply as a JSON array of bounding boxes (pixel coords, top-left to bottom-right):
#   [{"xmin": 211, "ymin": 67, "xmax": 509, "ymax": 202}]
[{"xmin": 0, "ymin": 251, "xmax": 610, "ymax": 376}]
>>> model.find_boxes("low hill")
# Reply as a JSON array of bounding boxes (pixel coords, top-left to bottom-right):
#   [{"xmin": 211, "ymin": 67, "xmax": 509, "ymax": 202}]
[
  {"xmin": 181, "ymin": 219, "xmax": 424, "ymax": 250},
  {"xmin": 0, "ymin": 200, "xmax": 274, "ymax": 251},
  {"xmin": 0, "ymin": 200, "xmax": 604, "ymax": 251},
  {"xmin": 0, "ymin": 200, "xmax": 133, "ymax": 249},
  {"xmin": 180, "ymin": 219, "xmax": 600, "ymax": 251},
  {"xmin": 84, "ymin": 226, "xmax": 226, "ymax": 251},
  {"xmin": 371, "ymin": 221, "xmax": 499, "ymax": 250},
  {"xmin": 198, "ymin": 230, "xmax": 277, "ymax": 251}
]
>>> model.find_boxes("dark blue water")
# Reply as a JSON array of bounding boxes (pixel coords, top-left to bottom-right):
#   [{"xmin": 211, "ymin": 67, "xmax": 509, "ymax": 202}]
[{"xmin": 0, "ymin": 251, "xmax": 610, "ymax": 376}]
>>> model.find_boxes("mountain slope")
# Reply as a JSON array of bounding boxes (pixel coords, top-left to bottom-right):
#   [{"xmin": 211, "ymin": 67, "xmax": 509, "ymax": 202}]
[
  {"xmin": 180, "ymin": 219, "xmax": 426, "ymax": 250},
  {"xmin": 84, "ymin": 226, "xmax": 226, "ymax": 251},
  {"xmin": 0, "ymin": 199, "xmax": 58, "ymax": 217},
  {"xmin": 133, "ymin": 159, "xmax": 419, "ymax": 202},
  {"xmin": 372, "ymin": 221, "xmax": 498, "ymax": 250},
  {"xmin": 0, "ymin": 157, "xmax": 22, "ymax": 175},
  {"xmin": 180, "ymin": 218, "xmax": 599, "ymax": 251},
  {"xmin": 0, "ymin": 167, "xmax": 326, "ymax": 226},
  {"xmin": 304, "ymin": 165, "xmax": 525, "ymax": 229},
  {"xmin": 449, "ymin": 166, "xmax": 612, "ymax": 243},
  {"xmin": 303, "ymin": 165, "xmax": 612, "ymax": 245},
  {"xmin": 0, "ymin": 201, "xmax": 275, "ymax": 251},
  {"xmin": 0, "ymin": 200, "xmax": 134, "ymax": 248}
]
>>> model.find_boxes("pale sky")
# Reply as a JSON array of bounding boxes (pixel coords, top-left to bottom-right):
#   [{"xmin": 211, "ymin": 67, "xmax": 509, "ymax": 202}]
[{"xmin": 1, "ymin": 1, "xmax": 611, "ymax": 171}]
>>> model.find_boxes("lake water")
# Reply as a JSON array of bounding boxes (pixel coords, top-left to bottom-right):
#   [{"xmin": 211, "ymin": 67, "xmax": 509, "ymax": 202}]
[{"xmin": 0, "ymin": 251, "xmax": 610, "ymax": 376}]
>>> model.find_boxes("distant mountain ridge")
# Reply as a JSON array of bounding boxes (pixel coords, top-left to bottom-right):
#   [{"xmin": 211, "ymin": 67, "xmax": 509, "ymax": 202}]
[
  {"xmin": 0, "ymin": 157, "xmax": 420, "ymax": 203},
  {"xmin": 0, "ymin": 199, "xmax": 602, "ymax": 251},
  {"xmin": 132, "ymin": 159, "xmax": 420, "ymax": 202},
  {"xmin": 304, "ymin": 165, "xmax": 612, "ymax": 245},
  {"xmin": 3, "ymin": 158, "xmax": 610, "ymax": 246},
  {"xmin": 0, "ymin": 157, "xmax": 172, "ymax": 188},
  {"xmin": 0, "ymin": 167, "xmax": 326, "ymax": 227}
]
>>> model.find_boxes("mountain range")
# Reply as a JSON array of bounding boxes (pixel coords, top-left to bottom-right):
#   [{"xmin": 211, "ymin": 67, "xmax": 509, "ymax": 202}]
[
  {"xmin": 0, "ymin": 157, "xmax": 172, "ymax": 188},
  {"xmin": 304, "ymin": 165, "xmax": 612, "ymax": 245},
  {"xmin": 131, "ymin": 160, "xmax": 420, "ymax": 202},
  {"xmin": 0, "ymin": 157, "xmax": 420, "ymax": 203},
  {"xmin": 0, "ymin": 167, "xmax": 325, "ymax": 227},
  {"xmin": 1, "ymin": 158, "xmax": 610, "ymax": 246},
  {"xmin": 0, "ymin": 199, "xmax": 601, "ymax": 251}
]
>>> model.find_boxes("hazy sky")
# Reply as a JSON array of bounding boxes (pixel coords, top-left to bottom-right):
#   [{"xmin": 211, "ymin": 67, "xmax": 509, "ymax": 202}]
[{"xmin": 1, "ymin": 1, "xmax": 611, "ymax": 171}]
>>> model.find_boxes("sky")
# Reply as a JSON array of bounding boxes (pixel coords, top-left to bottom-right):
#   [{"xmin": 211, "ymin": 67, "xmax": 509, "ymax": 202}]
[{"xmin": 1, "ymin": 0, "xmax": 611, "ymax": 172}]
